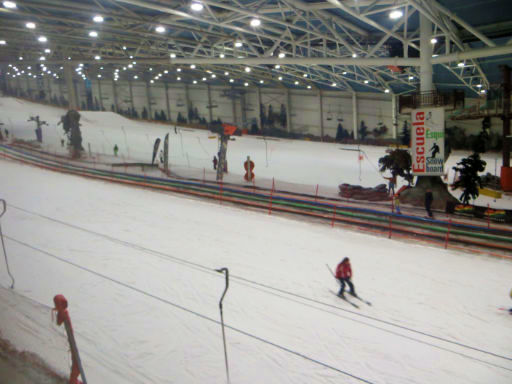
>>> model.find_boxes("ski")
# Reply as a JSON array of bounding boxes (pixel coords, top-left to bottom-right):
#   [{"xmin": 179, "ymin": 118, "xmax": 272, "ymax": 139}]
[
  {"xmin": 329, "ymin": 290, "xmax": 359, "ymax": 309},
  {"xmin": 348, "ymin": 293, "xmax": 372, "ymax": 306}
]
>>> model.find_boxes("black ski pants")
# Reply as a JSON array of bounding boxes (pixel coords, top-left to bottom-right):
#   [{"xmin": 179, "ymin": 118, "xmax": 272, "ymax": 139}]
[{"xmin": 338, "ymin": 278, "xmax": 355, "ymax": 296}]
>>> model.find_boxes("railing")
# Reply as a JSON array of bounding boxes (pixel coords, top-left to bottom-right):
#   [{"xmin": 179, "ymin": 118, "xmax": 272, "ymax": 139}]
[{"xmin": 399, "ymin": 90, "xmax": 465, "ymax": 112}]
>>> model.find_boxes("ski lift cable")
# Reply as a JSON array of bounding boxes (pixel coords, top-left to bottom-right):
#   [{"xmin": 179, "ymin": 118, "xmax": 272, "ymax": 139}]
[
  {"xmin": 6, "ymin": 235, "xmax": 376, "ymax": 384},
  {"xmin": 7, "ymin": 204, "xmax": 512, "ymax": 365}
]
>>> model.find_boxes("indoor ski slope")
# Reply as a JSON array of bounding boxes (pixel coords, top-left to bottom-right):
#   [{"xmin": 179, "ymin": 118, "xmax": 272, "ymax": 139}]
[
  {"xmin": 1, "ymin": 153, "xmax": 512, "ymax": 383},
  {"xmin": 0, "ymin": 97, "xmax": 509, "ymax": 208}
]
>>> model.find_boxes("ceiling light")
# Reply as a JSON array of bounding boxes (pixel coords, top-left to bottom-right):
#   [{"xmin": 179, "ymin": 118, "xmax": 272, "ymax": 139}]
[
  {"xmin": 129, "ymin": 55, "xmax": 133, "ymax": 59},
  {"xmin": 250, "ymin": 18, "xmax": 261, "ymax": 27},
  {"xmin": 177, "ymin": 76, "xmax": 181, "ymax": 81},
  {"xmin": 244, "ymin": 82, "xmax": 249, "ymax": 87},
  {"xmin": 79, "ymin": 63, "xmax": 84, "ymax": 67},
  {"xmin": 67, "ymin": 56, "xmax": 71, "ymax": 60},
  {"xmin": 364, "ymin": 80, "xmax": 369, "ymax": 84},
  {"xmin": 224, "ymin": 71, "xmax": 229, "ymax": 75},
  {"xmin": 97, "ymin": 74, "xmax": 102, "ymax": 78},
  {"xmin": 155, "ymin": 25, "xmax": 165, "ymax": 33},
  {"xmin": 342, "ymin": 71, "xmax": 347, "ymax": 75},
  {"xmin": 457, "ymin": 62, "xmax": 465, "ymax": 67},
  {"xmin": 245, "ymin": 67, "xmax": 251, "ymax": 72},
  {"xmin": 95, "ymin": 55, "xmax": 101, "ymax": 60},
  {"xmin": 128, "ymin": 64, "xmax": 133, "ymax": 68},
  {"xmin": 93, "ymin": 15, "xmax": 104, "ymax": 23},
  {"xmin": 384, "ymin": 89, "xmax": 390, "ymax": 93},
  {"xmin": 303, "ymin": 74, "xmax": 308, "ymax": 78},
  {"xmin": 122, "ymin": 46, "xmax": 127, "ymax": 50},
  {"xmin": 278, "ymin": 76, "xmax": 283, "ymax": 81},
  {"xmin": 150, "ymin": 80, "xmax": 154, "ymax": 83},
  {"xmin": 211, "ymin": 74, "xmax": 216, "ymax": 78},
  {"xmin": 170, "ymin": 53, "xmax": 176, "ymax": 58},
  {"xmin": 149, "ymin": 67, "xmax": 152, "ymax": 71},
  {"xmin": 408, "ymin": 75, "xmax": 414, "ymax": 80},
  {"xmin": 278, "ymin": 52, "xmax": 285, "ymax": 59},
  {"xmin": 38, "ymin": 36, "xmax": 47, "ymax": 43},
  {"xmin": 389, "ymin": 9, "xmax": 403, "ymax": 19},
  {"xmin": 307, "ymin": 85, "xmax": 311, "ymax": 89},
  {"xmin": 193, "ymin": 80, "xmax": 197, "ymax": 84},
  {"xmin": 352, "ymin": 53, "xmax": 357, "ymax": 58},
  {"xmin": 132, "ymin": 61, "xmax": 136, "ymax": 65},
  {"xmin": 432, "ymin": 54, "xmax": 439, "ymax": 58},
  {"xmin": 190, "ymin": 64, "xmax": 196, "ymax": 69},
  {"xmin": 234, "ymin": 40, "xmax": 243, "ymax": 48},
  {"xmin": 164, "ymin": 70, "xmax": 168, "ymax": 74},
  {"xmin": 44, "ymin": 48, "xmax": 50, "ymax": 53},
  {"xmin": 202, "ymin": 77, "xmax": 207, "ymax": 81},
  {"xmin": 25, "ymin": 22, "xmax": 36, "ymax": 29},
  {"xmin": 274, "ymin": 64, "xmax": 280, "ymax": 69},
  {"xmin": 39, "ymin": 56, "xmax": 45, "ymax": 61},
  {"xmin": 331, "ymin": 82, "xmax": 337, "ymax": 87},
  {"xmin": 0, "ymin": 40, "xmax": 6, "ymax": 45},
  {"xmin": 259, "ymin": 80, "xmax": 264, "ymax": 84},
  {"xmin": 480, "ymin": 89, "xmax": 486, "ymax": 94},
  {"xmin": 219, "ymin": 53, "xmax": 225, "ymax": 58},
  {"xmin": 294, "ymin": 81, "xmax": 299, "ymax": 85},
  {"xmin": 177, "ymin": 68, "xmax": 182, "ymax": 72},
  {"xmin": 89, "ymin": 31, "xmax": 98, "ymax": 37},
  {"xmin": 431, "ymin": 38, "xmax": 438, "ymax": 44},
  {"xmin": 133, "ymin": 75, "xmax": 138, "ymax": 79},
  {"xmin": 191, "ymin": 2, "xmax": 203, "ymax": 12},
  {"xmin": 2, "ymin": 1, "xmax": 16, "ymax": 9},
  {"xmin": 476, "ymin": 84, "xmax": 482, "ymax": 88},
  {"xmin": 123, "ymin": 67, "xmax": 126, "ymax": 70},
  {"xmin": 18, "ymin": 56, "xmax": 22, "ymax": 60},
  {"xmin": 229, "ymin": 79, "xmax": 234, "ymax": 83}
]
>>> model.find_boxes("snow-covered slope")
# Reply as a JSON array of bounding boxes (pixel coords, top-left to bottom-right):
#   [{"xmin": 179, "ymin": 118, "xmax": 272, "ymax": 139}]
[{"xmin": 0, "ymin": 158, "xmax": 511, "ymax": 383}]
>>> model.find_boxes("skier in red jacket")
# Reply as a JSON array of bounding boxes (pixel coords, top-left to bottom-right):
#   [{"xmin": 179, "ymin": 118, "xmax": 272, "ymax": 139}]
[{"xmin": 335, "ymin": 257, "xmax": 356, "ymax": 298}]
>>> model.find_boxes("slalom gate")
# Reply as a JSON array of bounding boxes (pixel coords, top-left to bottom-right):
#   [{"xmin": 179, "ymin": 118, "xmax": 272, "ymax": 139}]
[{"xmin": 1, "ymin": 143, "xmax": 511, "ymax": 258}]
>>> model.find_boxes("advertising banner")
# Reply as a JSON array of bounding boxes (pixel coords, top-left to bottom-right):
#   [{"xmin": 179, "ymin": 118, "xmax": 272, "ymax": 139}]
[{"xmin": 411, "ymin": 107, "xmax": 445, "ymax": 176}]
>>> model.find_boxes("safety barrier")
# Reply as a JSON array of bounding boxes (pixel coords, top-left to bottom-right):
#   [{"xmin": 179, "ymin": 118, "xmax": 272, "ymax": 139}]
[{"xmin": 1, "ymin": 143, "xmax": 511, "ymax": 258}]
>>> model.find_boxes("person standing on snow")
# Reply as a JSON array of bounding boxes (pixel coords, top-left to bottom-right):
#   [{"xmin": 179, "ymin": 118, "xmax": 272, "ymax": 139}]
[
  {"xmin": 425, "ymin": 189, "xmax": 434, "ymax": 218},
  {"xmin": 335, "ymin": 257, "xmax": 356, "ymax": 298}
]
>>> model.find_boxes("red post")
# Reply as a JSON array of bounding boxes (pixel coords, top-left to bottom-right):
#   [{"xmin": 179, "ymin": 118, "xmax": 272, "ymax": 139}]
[
  {"xmin": 444, "ymin": 219, "xmax": 452, "ymax": 249},
  {"xmin": 203, "ymin": 168, "xmax": 205, "ymax": 184},
  {"xmin": 220, "ymin": 181, "xmax": 223, "ymax": 205},
  {"xmin": 268, "ymin": 178, "xmax": 275, "ymax": 215},
  {"xmin": 53, "ymin": 295, "xmax": 87, "ymax": 384},
  {"xmin": 331, "ymin": 205, "xmax": 337, "ymax": 227},
  {"xmin": 315, "ymin": 184, "xmax": 319, "ymax": 202},
  {"xmin": 388, "ymin": 216, "xmax": 392, "ymax": 239},
  {"xmin": 252, "ymin": 178, "xmax": 255, "ymax": 194}
]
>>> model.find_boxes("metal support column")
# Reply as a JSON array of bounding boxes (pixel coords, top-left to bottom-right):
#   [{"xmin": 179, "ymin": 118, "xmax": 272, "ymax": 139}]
[
  {"xmin": 420, "ymin": 13, "xmax": 433, "ymax": 94},
  {"xmin": 146, "ymin": 81, "xmax": 152, "ymax": 119},
  {"xmin": 352, "ymin": 92, "xmax": 358, "ymax": 140},
  {"xmin": 256, "ymin": 87, "xmax": 263, "ymax": 131},
  {"xmin": 319, "ymin": 90, "xmax": 324, "ymax": 141},
  {"xmin": 207, "ymin": 83, "xmax": 213, "ymax": 123},
  {"xmin": 97, "ymin": 79, "xmax": 104, "ymax": 110},
  {"xmin": 164, "ymin": 82, "xmax": 171, "ymax": 121},
  {"xmin": 392, "ymin": 94, "xmax": 398, "ymax": 139},
  {"xmin": 240, "ymin": 91, "xmax": 247, "ymax": 129},
  {"xmin": 285, "ymin": 89, "xmax": 291, "ymax": 133},
  {"xmin": 112, "ymin": 79, "xmax": 118, "ymax": 112},
  {"xmin": 128, "ymin": 79, "xmax": 135, "ymax": 113},
  {"xmin": 184, "ymin": 83, "xmax": 192, "ymax": 119},
  {"xmin": 231, "ymin": 87, "xmax": 237, "ymax": 125},
  {"xmin": 64, "ymin": 64, "xmax": 77, "ymax": 109},
  {"xmin": 502, "ymin": 65, "xmax": 511, "ymax": 168}
]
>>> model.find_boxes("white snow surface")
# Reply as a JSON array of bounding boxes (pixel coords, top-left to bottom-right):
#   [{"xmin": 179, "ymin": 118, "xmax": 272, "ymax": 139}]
[{"xmin": 0, "ymin": 98, "xmax": 512, "ymax": 383}]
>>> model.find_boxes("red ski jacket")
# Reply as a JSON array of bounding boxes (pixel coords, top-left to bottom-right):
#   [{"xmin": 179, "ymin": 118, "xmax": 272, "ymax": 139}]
[{"xmin": 335, "ymin": 262, "xmax": 352, "ymax": 279}]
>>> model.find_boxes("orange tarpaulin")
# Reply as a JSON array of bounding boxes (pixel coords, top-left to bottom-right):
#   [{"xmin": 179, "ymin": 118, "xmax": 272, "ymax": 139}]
[{"xmin": 222, "ymin": 123, "xmax": 237, "ymax": 136}]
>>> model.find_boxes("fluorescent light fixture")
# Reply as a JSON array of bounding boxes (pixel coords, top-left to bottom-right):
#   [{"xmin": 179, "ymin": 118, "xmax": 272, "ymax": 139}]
[
  {"xmin": 155, "ymin": 25, "xmax": 165, "ymax": 33},
  {"xmin": 476, "ymin": 84, "xmax": 482, "ymax": 88},
  {"xmin": 26, "ymin": 22, "xmax": 36, "ymax": 29},
  {"xmin": 164, "ymin": 70, "xmax": 168, "ymax": 74},
  {"xmin": 44, "ymin": 48, "xmax": 50, "ymax": 53},
  {"xmin": 307, "ymin": 85, "xmax": 311, "ymax": 89},
  {"xmin": 234, "ymin": 40, "xmax": 243, "ymax": 48},
  {"xmin": 38, "ymin": 36, "xmax": 47, "ymax": 43},
  {"xmin": 129, "ymin": 55, "xmax": 133, "ymax": 59},
  {"xmin": 89, "ymin": 31, "xmax": 98, "ymax": 37},
  {"xmin": 95, "ymin": 55, "xmax": 101, "ymax": 60},
  {"xmin": 342, "ymin": 71, "xmax": 347, "ymax": 75},
  {"xmin": 431, "ymin": 38, "xmax": 438, "ymax": 44},
  {"xmin": 278, "ymin": 52, "xmax": 285, "ymax": 58},
  {"xmin": 275, "ymin": 64, "xmax": 280, "ymax": 69},
  {"xmin": 0, "ymin": 40, "xmax": 7, "ymax": 45},
  {"xmin": 457, "ymin": 62, "xmax": 465, "ymax": 67},
  {"xmin": 432, "ymin": 54, "xmax": 439, "ymax": 58},
  {"xmin": 193, "ymin": 80, "xmax": 197, "ymax": 84},
  {"xmin": 177, "ymin": 76, "xmax": 181, "ymax": 81},
  {"xmin": 259, "ymin": 80, "xmax": 264, "ymax": 84},
  {"xmin": 219, "ymin": 53, "xmax": 225, "ymax": 58},
  {"xmin": 202, "ymin": 77, "xmax": 207, "ymax": 81},
  {"xmin": 150, "ymin": 80, "xmax": 154, "ymax": 83},
  {"xmin": 384, "ymin": 89, "xmax": 390, "ymax": 93},
  {"xmin": 408, "ymin": 75, "xmax": 414, "ymax": 80},
  {"xmin": 97, "ymin": 74, "xmax": 102, "ymax": 78},
  {"xmin": 278, "ymin": 76, "xmax": 283, "ymax": 81},
  {"xmin": 133, "ymin": 75, "xmax": 138, "ymax": 79},
  {"xmin": 190, "ymin": 64, "xmax": 196, "ymax": 69},
  {"xmin": 480, "ymin": 89, "xmax": 486, "ymax": 94},
  {"xmin": 250, "ymin": 18, "xmax": 261, "ymax": 27},
  {"xmin": 364, "ymin": 80, "xmax": 369, "ymax": 84},
  {"xmin": 294, "ymin": 81, "xmax": 299, "ymax": 85},
  {"xmin": 245, "ymin": 67, "xmax": 251, "ymax": 72},
  {"xmin": 149, "ymin": 67, "xmax": 152, "ymax": 71},
  {"xmin": 191, "ymin": 2, "xmax": 203, "ymax": 12},
  {"xmin": 93, "ymin": 15, "xmax": 104, "ymax": 23},
  {"xmin": 331, "ymin": 82, "xmax": 337, "ymax": 87},
  {"xmin": 177, "ymin": 68, "xmax": 182, "ymax": 72},
  {"xmin": 39, "ymin": 56, "xmax": 45, "ymax": 61},
  {"xmin": 170, "ymin": 53, "xmax": 176, "ymax": 58},
  {"xmin": 128, "ymin": 64, "xmax": 133, "ymax": 68},
  {"xmin": 244, "ymin": 82, "xmax": 249, "ymax": 87},
  {"xmin": 3, "ymin": 1, "xmax": 16, "ymax": 9},
  {"xmin": 229, "ymin": 79, "xmax": 234, "ymax": 83},
  {"xmin": 224, "ymin": 71, "xmax": 229, "ymax": 76},
  {"xmin": 123, "ymin": 67, "xmax": 126, "ymax": 70},
  {"xmin": 303, "ymin": 74, "xmax": 308, "ymax": 78},
  {"xmin": 122, "ymin": 46, "xmax": 127, "ymax": 50},
  {"xmin": 132, "ymin": 61, "xmax": 136, "ymax": 65},
  {"xmin": 211, "ymin": 74, "xmax": 216, "ymax": 78},
  {"xmin": 389, "ymin": 9, "xmax": 403, "ymax": 19},
  {"xmin": 352, "ymin": 53, "xmax": 357, "ymax": 58}
]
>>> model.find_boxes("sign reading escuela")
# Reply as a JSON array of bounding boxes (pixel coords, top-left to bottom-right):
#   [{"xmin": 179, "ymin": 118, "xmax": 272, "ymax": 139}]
[{"xmin": 411, "ymin": 107, "xmax": 445, "ymax": 176}]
